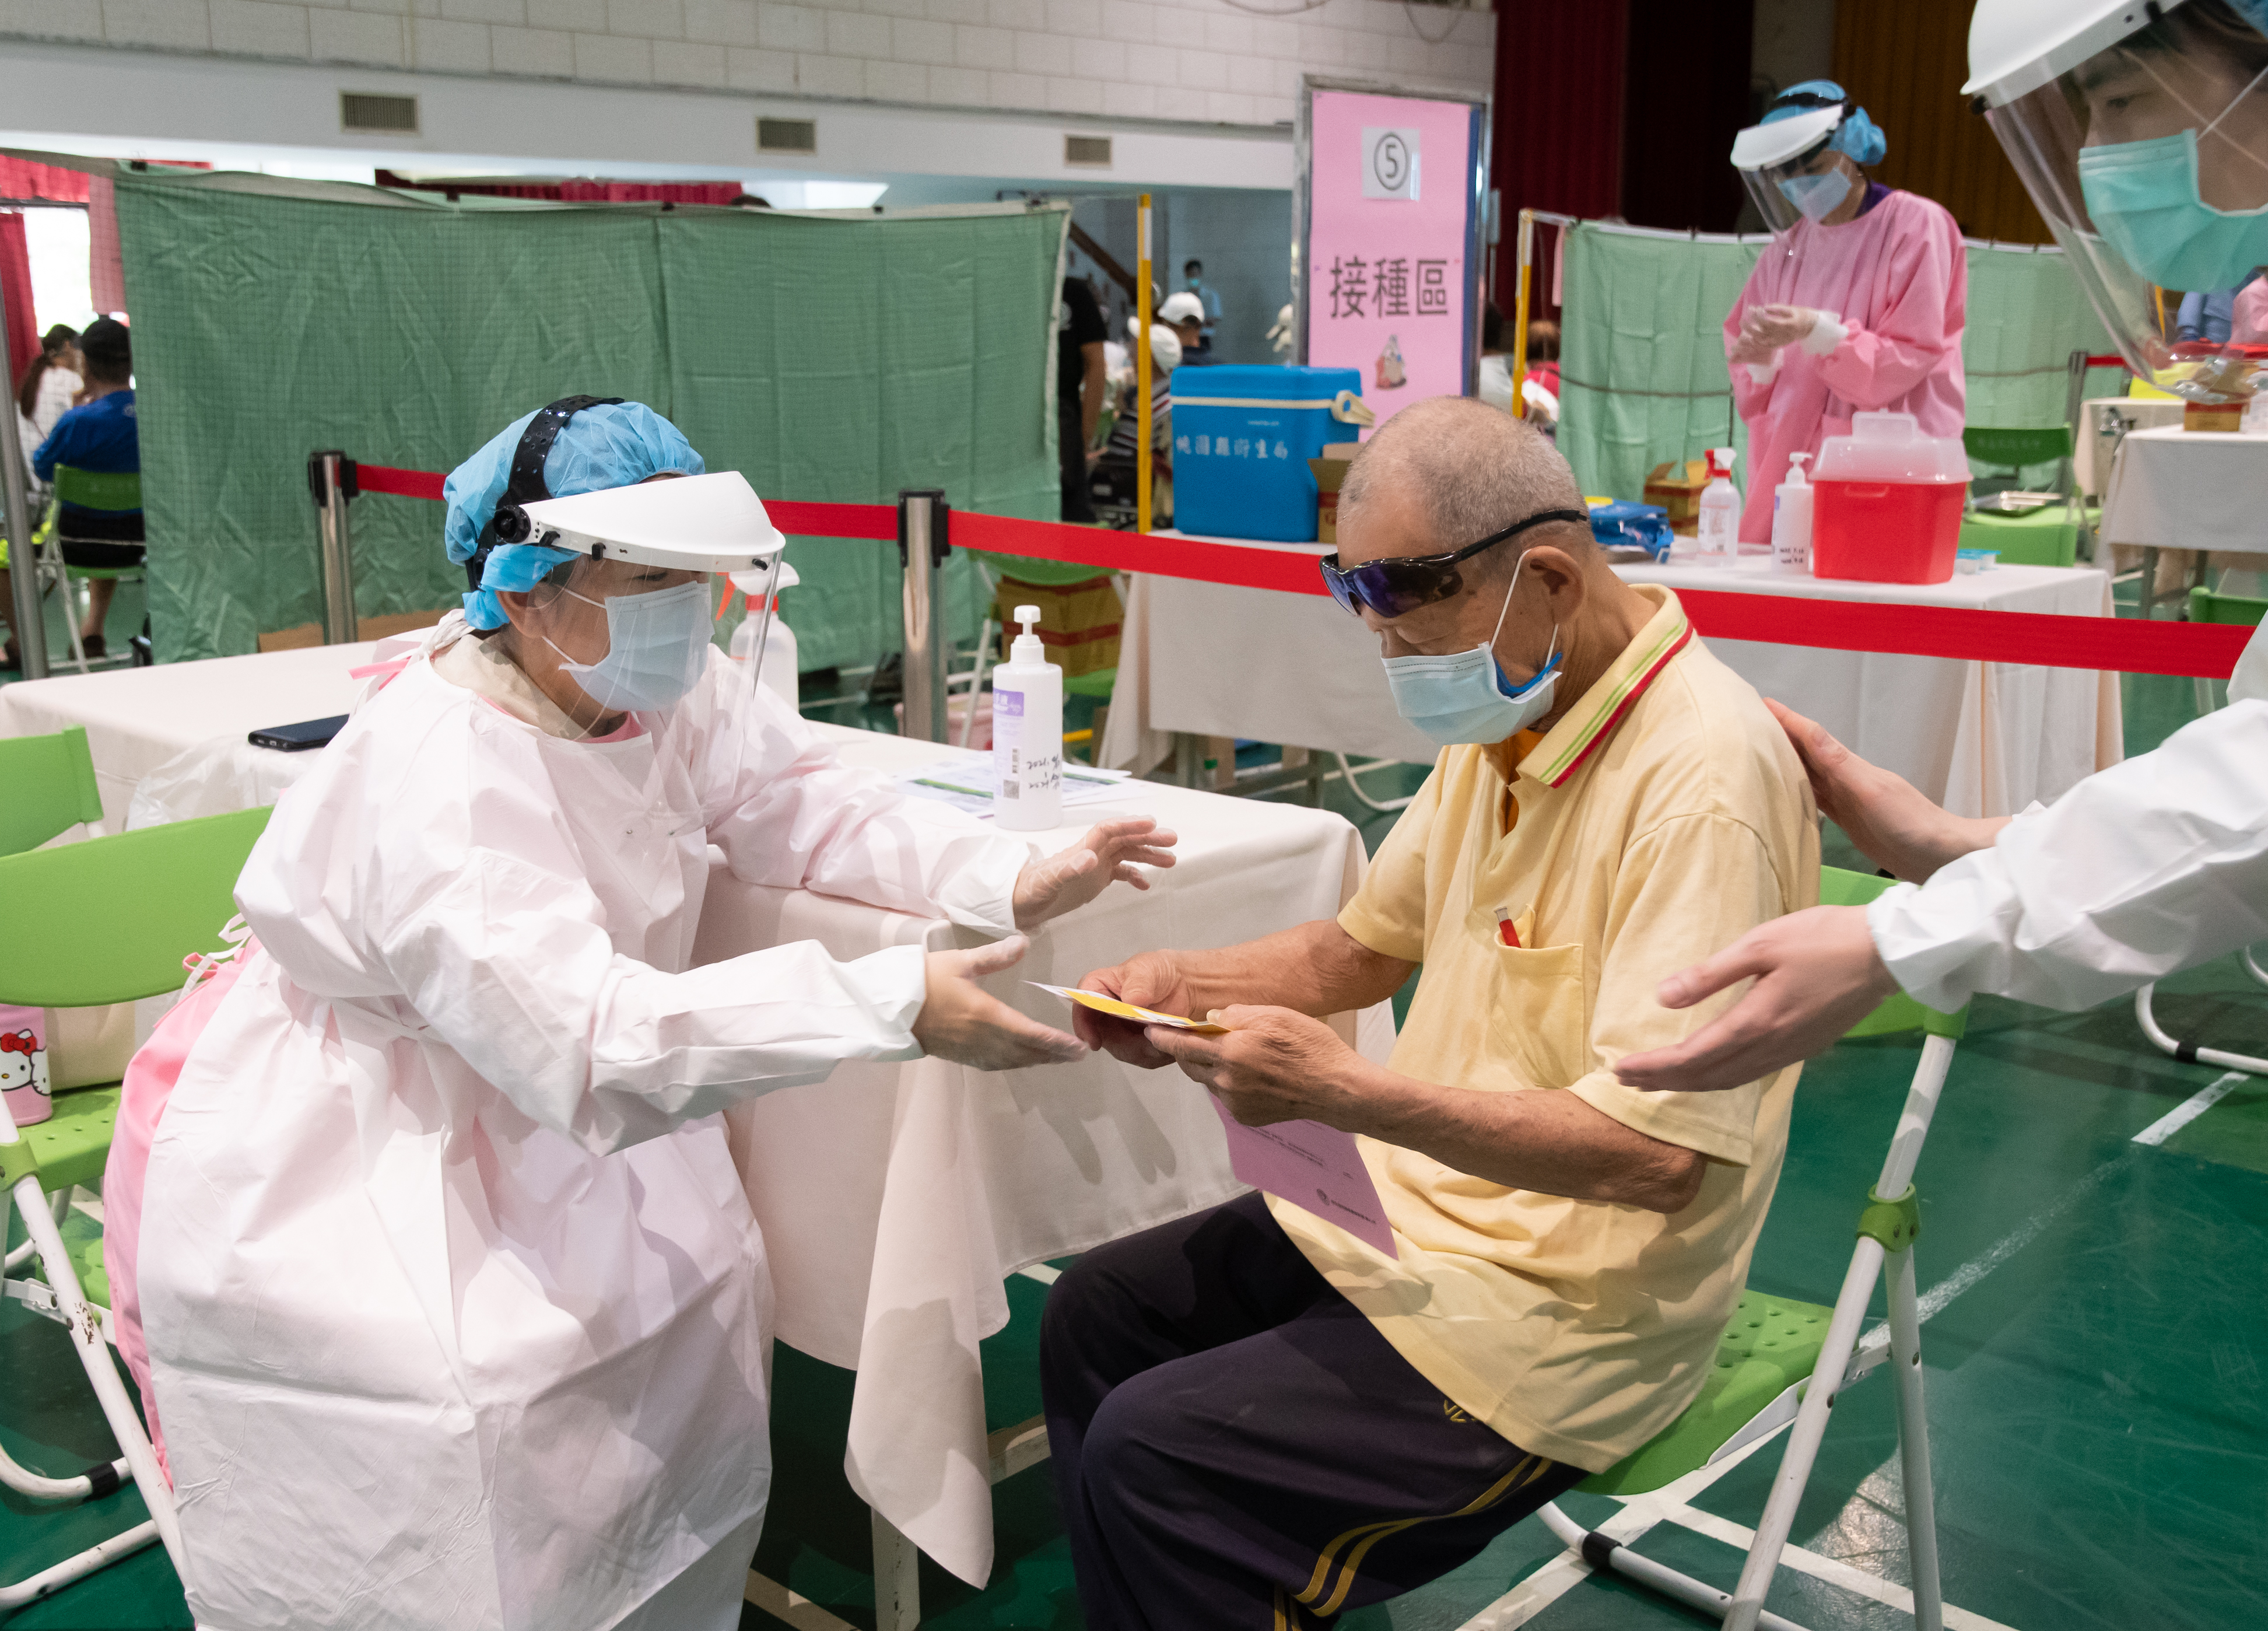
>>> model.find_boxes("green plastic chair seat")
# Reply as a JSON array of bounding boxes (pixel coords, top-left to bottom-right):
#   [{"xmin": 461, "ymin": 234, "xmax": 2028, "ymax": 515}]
[
  {"xmin": 2189, "ymin": 587, "xmax": 2268, "ymax": 627},
  {"xmin": 0, "ymin": 806, "xmax": 272, "ymax": 1009},
  {"xmin": 1958, "ymin": 508, "xmax": 2078, "ymax": 569},
  {"xmin": 15, "ymin": 1088, "xmax": 121, "ymax": 1203},
  {"xmin": 62, "ymin": 1228, "xmax": 109, "ymax": 1311},
  {"xmin": 1064, "ymin": 667, "xmax": 1117, "ymax": 699},
  {"xmin": 975, "ymin": 551, "xmax": 1116, "ymax": 589},
  {"xmin": 1576, "ymin": 1290, "xmax": 1833, "ymax": 1496},
  {"xmin": 0, "ymin": 726, "xmax": 103, "ymax": 858}
]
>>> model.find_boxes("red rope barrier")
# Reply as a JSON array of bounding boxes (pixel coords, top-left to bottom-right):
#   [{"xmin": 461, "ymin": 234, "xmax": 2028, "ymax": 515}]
[
  {"xmin": 354, "ymin": 463, "xmax": 446, "ymax": 502},
  {"xmin": 332, "ymin": 464, "xmax": 2246, "ymax": 680},
  {"xmin": 1674, "ymin": 589, "xmax": 2245, "ymax": 680}
]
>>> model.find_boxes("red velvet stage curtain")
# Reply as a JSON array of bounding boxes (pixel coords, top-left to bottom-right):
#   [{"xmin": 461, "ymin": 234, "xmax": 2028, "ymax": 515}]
[
  {"xmin": 376, "ymin": 172, "xmax": 742, "ymax": 205},
  {"xmin": 1490, "ymin": 0, "xmax": 1631, "ymax": 320},
  {"xmin": 1, "ymin": 214, "xmax": 37, "ymax": 388}
]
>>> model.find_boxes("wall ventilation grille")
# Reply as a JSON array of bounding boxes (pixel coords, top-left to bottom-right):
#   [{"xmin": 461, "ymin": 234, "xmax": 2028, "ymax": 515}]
[
  {"xmin": 758, "ymin": 118, "xmax": 818, "ymax": 155},
  {"xmin": 341, "ymin": 92, "xmax": 419, "ymax": 134},
  {"xmin": 1064, "ymin": 135, "xmax": 1113, "ymax": 168}
]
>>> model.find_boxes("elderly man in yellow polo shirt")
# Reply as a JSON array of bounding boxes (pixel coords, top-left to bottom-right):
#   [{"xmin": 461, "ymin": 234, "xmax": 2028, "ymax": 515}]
[{"xmin": 1040, "ymin": 396, "xmax": 1818, "ymax": 1630}]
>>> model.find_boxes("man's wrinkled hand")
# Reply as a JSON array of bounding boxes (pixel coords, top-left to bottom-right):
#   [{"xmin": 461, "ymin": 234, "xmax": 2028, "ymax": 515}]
[
  {"xmin": 1147, "ymin": 1005, "xmax": 1358, "ymax": 1128},
  {"xmin": 913, "ymin": 937, "xmax": 1087, "ymax": 1071},
  {"xmin": 1614, "ymin": 906, "xmax": 1899, "ymax": 1094},
  {"xmin": 1013, "ymin": 818, "xmax": 1179, "ymax": 930},
  {"xmin": 1071, "ymin": 952, "xmax": 1196, "ymax": 1067}
]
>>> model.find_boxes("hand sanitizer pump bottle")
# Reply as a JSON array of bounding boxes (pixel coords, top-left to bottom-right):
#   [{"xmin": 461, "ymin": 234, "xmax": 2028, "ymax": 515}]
[
  {"xmin": 992, "ymin": 604, "xmax": 1062, "ymax": 831},
  {"xmin": 1696, "ymin": 447, "xmax": 1741, "ymax": 565}
]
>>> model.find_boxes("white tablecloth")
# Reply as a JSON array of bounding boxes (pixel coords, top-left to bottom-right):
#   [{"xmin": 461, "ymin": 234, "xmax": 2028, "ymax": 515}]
[
  {"xmin": 2, "ymin": 645, "xmax": 1391, "ymax": 1588},
  {"xmin": 2073, "ymin": 396, "xmax": 2184, "ymax": 498},
  {"xmin": 0, "ymin": 642, "xmax": 377, "ymax": 830},
  {"xmin": 1100, "ymin": 543, "xmax": 2122, "ymax": 820},
  {"xmin": 2098, "ymin": 425, "xmax": 2268, "ymax": 554}
]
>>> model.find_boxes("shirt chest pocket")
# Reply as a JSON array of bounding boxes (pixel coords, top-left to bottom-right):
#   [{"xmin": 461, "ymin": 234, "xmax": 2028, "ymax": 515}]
[{"xmin": 1485, "ymin": 939, "xmax": 1590, "ymax": 1091}]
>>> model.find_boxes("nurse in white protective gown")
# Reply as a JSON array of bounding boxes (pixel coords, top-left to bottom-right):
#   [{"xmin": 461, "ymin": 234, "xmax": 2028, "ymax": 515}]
[{"xmin": 115, "ymin": 398, "xmax": 1176, "ymax": 1631}]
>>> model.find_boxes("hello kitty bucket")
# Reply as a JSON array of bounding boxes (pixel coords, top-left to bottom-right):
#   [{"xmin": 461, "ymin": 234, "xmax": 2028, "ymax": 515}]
[{"xmin": 0, "ymin": 1007, "xmax": 52, "ymax": 1128}]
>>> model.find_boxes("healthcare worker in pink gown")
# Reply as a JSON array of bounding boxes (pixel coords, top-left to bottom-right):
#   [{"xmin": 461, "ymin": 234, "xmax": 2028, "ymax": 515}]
[{"xmin": 1724, "ymin": 82, "xmax": 1968, "ymax": 544}]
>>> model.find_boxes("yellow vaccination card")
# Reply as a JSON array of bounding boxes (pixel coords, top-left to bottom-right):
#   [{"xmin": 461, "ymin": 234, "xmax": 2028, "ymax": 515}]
[{"xmin": 1032, "ymin": 984, "xmax": 1231, "ymax": 1035}]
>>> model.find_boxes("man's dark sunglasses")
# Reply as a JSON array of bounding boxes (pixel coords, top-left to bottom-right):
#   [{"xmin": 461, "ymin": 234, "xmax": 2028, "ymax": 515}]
[{"xmin": 1320, "ymin": 508, "xmax": 1590, "ymax": 620}]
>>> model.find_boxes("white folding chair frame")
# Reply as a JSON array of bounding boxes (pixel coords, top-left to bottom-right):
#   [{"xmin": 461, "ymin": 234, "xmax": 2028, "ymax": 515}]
[
  {"xmin": 2134, "ymin": 947, "xmax": 2268, "ymax": 1077},
  {"xmin": 0, "ymin": 1094, "xmax": 187, "ymax": 1608},
  {"xmin": 1536, "ymin": 1031, "xmax": 1957, "ymax": 1631}
]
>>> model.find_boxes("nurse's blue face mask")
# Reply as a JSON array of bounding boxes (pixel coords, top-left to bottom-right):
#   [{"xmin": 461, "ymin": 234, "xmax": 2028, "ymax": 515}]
[
  {"xmin": 1778, "ymin": 167, "xmax": 1853, "ymax": 222},
  {"xmin": 1379, "ymin": 547, "xmax": 1563, "ymax": 747},
  {"xmin": 2077, "ymin": 60, "xmax": 2268, "ymax": 293},
  {"xmin": 543, "ymin": 579, "xmax": 713, "ymax": 713}
]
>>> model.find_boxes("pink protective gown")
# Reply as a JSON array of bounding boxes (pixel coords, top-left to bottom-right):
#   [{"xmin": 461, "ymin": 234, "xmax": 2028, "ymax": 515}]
[
  {"xmin": 2232, "ymin": 279, "xmax": 2268, "ymax": 345},
  {"xmin": 1725, "ymin": 190, "xmax": 1967, "ymax": 542}
]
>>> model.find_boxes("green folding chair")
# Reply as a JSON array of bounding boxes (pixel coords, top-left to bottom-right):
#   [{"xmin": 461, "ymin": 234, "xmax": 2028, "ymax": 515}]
[
  {"xmin": 34, "ymin": 467, "xmax": 146, "ymax": 675},
  {"xmin": 1536, "ymin": 866, "xmax": 1966, "ymax": 1631},
  {"xmin": 1959, "ymin": 425, "xmax": 2085, "ymax": 568},
  {"xmin": 0, "ymin": 726, "xmax": 104, "ymax": 857},
  {"xmin": 0, "ymin": 804, "xmax": 273, "ymax": 1607}
]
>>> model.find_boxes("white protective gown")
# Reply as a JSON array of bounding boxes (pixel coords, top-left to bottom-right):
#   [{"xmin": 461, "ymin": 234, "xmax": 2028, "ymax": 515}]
[
  {"xmin": 1870, "ymin": 624, "xmax": 2268, "ymax": 1011},
  {"xmin": 137, "ymin": 622, "xmax": 1030, "ymax": 1631}
]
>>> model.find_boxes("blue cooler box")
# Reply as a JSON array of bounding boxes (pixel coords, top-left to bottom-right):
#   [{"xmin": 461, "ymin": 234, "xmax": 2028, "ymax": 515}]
[{"xmin": 1170, "ymin": 365, "xmax": 1367, "ymax": 542}]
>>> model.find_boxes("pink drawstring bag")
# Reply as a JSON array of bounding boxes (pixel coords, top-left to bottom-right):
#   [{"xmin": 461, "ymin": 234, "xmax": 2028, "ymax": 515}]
[{"xmin": 104, "ymin": 935, "xmax": 258, "ymax": 1478}]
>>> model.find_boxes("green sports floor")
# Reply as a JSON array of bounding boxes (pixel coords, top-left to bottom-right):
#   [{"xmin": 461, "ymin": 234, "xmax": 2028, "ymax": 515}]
[{"xmin": 2, "ymin": 594, "xmax": 2261, "ymax": 1629}]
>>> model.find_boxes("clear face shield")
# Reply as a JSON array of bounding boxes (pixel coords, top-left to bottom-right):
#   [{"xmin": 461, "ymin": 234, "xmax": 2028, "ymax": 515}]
[
  {"xmin": 506, "ymin": 470, "xmax": 791, "ymax": 806},
  {"xmin": 1978, "ymin": 1, "xmax": 2268, "ymax": 401},
  {"xmin": 1731, "ymin": 103, "xmax": 1859, "ymax": 235}
]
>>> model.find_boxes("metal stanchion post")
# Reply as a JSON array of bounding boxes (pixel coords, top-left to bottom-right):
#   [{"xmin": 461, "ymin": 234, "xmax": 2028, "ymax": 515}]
[
  {"xmin": 307, "ymin": 452, "xmax": 361, "ymax": 646},
  {"xmin": 0, "ymin": 272, "xmax": 47, "ymax": 678},
  {"xmin": 897, "ymin": 489, "xmax": 951, "ymax": 742}
]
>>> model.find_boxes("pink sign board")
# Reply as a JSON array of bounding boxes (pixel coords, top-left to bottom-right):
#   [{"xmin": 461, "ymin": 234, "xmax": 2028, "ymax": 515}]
[{"xmin": 1306, "ymin": 88, "xmax": 1482, "ymax": 427}]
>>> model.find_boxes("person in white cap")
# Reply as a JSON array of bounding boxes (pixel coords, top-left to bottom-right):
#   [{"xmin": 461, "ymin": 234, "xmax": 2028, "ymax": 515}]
[
  {"xmin": 1618, "ymin": 0, "xmax": 2268, "ymax": 1094},
  {"xmin": 1158, "ymin": 289, "xmax": 1212, "ymax": 366},
  {"xmin": 113, "ymin": 398, "xmax": 1178, "ymax": 1631}
]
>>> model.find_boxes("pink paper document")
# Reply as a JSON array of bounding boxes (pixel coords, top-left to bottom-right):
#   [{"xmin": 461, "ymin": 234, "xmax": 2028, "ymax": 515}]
[{"xmin": 1210, "ymin": 1100, "xmax": 1397, "ymax": 1258}]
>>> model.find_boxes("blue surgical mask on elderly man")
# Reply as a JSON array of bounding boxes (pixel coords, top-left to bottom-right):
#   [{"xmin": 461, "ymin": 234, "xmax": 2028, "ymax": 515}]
[
  {"xmin": 1381, "ymin": 551, "xmax": 1562, "ymax": 746},
  {"xmin": 544, "ymin": 579, "xmax": 714, "ymax": 713}
]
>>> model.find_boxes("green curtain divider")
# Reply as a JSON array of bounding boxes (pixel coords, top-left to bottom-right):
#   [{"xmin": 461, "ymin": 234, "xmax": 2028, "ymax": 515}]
[
  {"xmin": 1556, "ymin": 222, "xmax": 2120, "ymax": 507},
  {"xmin": 114, "ymin": 172, "xmax": 1065, "ymax": 669}
]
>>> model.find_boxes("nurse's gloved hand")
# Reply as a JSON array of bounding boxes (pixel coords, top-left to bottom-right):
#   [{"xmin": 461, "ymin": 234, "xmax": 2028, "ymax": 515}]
[
  {"xmin": 1768, "ymin": 700, "xmax": 2006, "ymax": 882},
  {"xmin": 1614, "ymin": 905, "xmax": 1900, "ymax": 1094},
  {"xmin": 1746, "ymin": 304, "xmax": 1818, "ymax": 351},
  {"xmin": 914, "ymin": 936, "xmax": 1089, "ymax": 1070},
  {"xmin": 1011, "ymin": 818, "xmax": 1180, "ymax": 930}
]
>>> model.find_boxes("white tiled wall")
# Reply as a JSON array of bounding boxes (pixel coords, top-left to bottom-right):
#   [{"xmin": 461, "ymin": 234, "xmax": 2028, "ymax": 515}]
[{"xmin": 0, "ymin": 0, "xmax": 1496, "ymax": 127}]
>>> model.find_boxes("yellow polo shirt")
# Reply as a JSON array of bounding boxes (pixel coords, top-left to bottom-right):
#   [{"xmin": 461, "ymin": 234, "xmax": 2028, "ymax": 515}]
[{"xmin": 1268, "ymin": 585, "xmax": 1818, "ymax": 1471}]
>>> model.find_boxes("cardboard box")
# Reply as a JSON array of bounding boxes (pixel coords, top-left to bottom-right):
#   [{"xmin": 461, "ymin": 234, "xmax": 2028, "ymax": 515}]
[
  {"xmin": 1643, "ymin": 459, "xmax": 1710, "ymax": 536},
  {"xmin": 1307, "ymin": 442, "xmax": 1361, "ymax": 544},
  {"xmin": 2185, "ymin": 400, "xmax": 2245, "ymax": 433},
  {"xmin": 994, "ymin": 573, "xmax": 1123, "ymax": 678}
]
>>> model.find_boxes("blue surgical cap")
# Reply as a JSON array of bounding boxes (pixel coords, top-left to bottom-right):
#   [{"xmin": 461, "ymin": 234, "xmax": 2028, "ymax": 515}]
[
  {"xmin": 443, "ymin": 400, "xmax": 705, "ymax": 629},
  {"xmin": 1764, "ymin": 79, "xmax": 1888, "ymax": 169}
]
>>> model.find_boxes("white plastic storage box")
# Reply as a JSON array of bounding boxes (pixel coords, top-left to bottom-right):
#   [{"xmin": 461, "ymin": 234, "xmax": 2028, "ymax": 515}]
[{"xmin": 1169, "ymin": 366, "xmax": 1370, "ymax": 541}]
